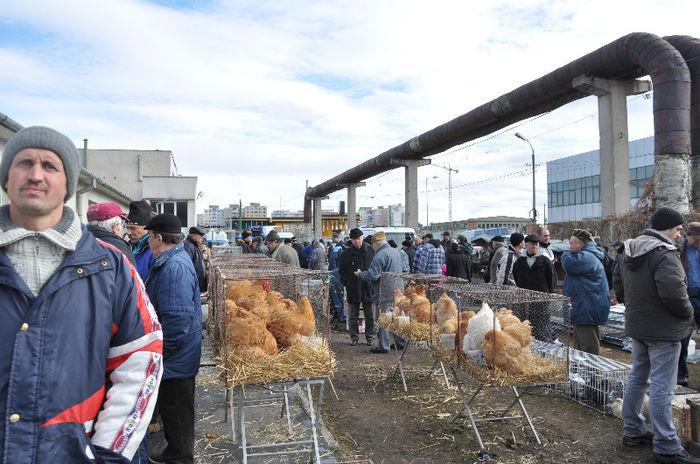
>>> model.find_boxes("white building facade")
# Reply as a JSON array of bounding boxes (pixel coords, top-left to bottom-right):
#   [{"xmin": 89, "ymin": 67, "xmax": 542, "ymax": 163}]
[{"xmin": 546, "ymin": 136, "xmax": 654, "ymax": 223}]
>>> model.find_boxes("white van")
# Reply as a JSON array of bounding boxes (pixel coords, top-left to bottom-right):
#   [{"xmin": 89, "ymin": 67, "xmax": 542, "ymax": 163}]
[{"xmin": 359, "ymin": 227, "xmax": 416, "ymax": 245}]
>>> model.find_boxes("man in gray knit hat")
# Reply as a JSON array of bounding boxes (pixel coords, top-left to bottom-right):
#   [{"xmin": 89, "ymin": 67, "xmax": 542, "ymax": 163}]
[{"xmin": 0, "ymin": 126, "xmax": 163, "ymax": 462}]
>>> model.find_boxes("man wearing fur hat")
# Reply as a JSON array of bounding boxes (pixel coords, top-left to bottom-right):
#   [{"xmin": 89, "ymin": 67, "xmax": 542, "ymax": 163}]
[
  {"xmin": 0, "ymin": 126, "xmax": 162, "ymax": 462},
  {"xmin": 613, "ymin": 207, "xmax": 699, "ymax": 463},
  {"xmin": 561, "ymin": 228, "xmax": 610, "ymax": 355}
]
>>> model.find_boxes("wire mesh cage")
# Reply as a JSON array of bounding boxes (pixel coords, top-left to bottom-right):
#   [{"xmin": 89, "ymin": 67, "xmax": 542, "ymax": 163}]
[
  {"xmin": 531, "ymin": 340, "xmax": 630, "ymax": 414},
  {"xmin": 208, "ymin": 255, "xmax": 334, "ymax": 387},
  {"xmin": 379, "ymin": 272, "xmax": 571, "ymax": 386}
]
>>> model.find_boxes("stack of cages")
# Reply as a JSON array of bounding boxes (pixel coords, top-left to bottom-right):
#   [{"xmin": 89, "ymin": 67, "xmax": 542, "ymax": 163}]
[
  {"xmin": 545, "ymin": 345, "xmax": 630, "ymax": 414},
  {"xmin": 380, "ymin": 272, "xmax": 572, "ymax": 385},
  {"xmin": 210, "ymin": 260, "xmax": 334, "ymax": 388}
]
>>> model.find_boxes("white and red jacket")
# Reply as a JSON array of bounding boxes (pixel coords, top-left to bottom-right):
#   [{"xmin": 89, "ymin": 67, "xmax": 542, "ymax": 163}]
[{"xmin": 0, "ymin": 226, "xmax": 163, "ymax": 463}]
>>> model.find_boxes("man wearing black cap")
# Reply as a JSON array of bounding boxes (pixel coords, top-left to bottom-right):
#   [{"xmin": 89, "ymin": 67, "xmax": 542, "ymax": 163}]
[
  {"xmin": 496, "ymin": 232, "xmax": 524, "ymax": 285},
  {"xmin": 612, "ymin": 207, "xmax": 700, "ymax": 463},
  {"xmin": 561, "ymin": 228, "xmax": 610, "ymax": 355},
  {"xmin": 0, "ymin": 126, "xmax": 162, "ymax": 462},
  {"xmin": 184, "ymin": 226, "xmax": 207, "ymax": 292},
  {"xmin": 126, "ymin": 199, "xmax": 155, "ymax": 279},
  {"xmin": 339, "ymin": 228, "xmax": 375, "ymax": 346},
  {"xmin": 144, "ymin": 214, "xmax": 201, "ymax": 464}
]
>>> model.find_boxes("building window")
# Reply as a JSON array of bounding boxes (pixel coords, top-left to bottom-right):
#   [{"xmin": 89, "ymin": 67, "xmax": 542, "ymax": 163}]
[
  {"xmin": 630, "ymin": 165, "xmax": 653, "ymax": 199},
  {"xmin": 548, "ymin": 174, "xmax": 602, "ymax": 207}
]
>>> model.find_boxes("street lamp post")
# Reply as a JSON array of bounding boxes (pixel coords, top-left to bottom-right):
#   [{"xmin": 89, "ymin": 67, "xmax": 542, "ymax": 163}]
[
  {"xmin": 425, "ymin": 175, "xmax": 438, "ymax": 229},
  {"xmin": 515, "ymin": 132, "xmax": 537, "ymax": 223}
]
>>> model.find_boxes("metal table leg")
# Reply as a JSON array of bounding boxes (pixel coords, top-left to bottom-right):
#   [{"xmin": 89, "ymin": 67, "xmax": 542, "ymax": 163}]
[
  {"xmin": 391, "ymin": 340, "xmax": 411, "ymax": 392},
  {"xmin": 448, "ymin": 366, "xmax": 486, "ymax": 452}
]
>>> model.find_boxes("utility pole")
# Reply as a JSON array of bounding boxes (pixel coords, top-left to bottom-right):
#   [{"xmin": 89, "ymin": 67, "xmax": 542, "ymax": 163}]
[{"xmin": 433, "ymin": 164, "xmax": 459, "ymax": 223}]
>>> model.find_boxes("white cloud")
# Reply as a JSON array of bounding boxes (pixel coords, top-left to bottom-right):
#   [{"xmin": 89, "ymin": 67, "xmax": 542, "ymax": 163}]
[{"xmin": 0, "ymin": 0, "xmax": 696, "ymax": 224}]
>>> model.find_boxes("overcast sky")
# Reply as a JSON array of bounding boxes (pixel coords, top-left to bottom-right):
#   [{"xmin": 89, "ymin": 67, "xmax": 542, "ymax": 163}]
[{"xmin": 1, "ymin": 1, "xmax": 696, "ymax": 224}]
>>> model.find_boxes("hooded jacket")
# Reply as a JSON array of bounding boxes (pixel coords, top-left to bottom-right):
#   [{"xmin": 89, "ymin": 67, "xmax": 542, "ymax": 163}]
[
  {"xmin": 0, "ymin": 226, "xmax": 162, "ymax": 463},
  {"xmin": 561, "ymin": 242, "xmax": 610, "ymax": 326},
  {"xmin": 613, "ymin": 229, "xmax": 693, "ymax": 341}
]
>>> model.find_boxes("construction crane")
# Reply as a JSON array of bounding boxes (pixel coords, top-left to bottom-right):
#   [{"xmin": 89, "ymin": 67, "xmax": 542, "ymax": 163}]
[{"xmin": 433, "ymin": 163, "xmax": 459, "ymax": 222}]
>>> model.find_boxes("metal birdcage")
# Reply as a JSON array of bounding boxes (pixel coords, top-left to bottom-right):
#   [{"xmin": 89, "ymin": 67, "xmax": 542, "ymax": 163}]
[
  {"xmin": 378, "ymin": 272, "xmax": 571, "ymax": 386},
  {"xmin": 208, "ymin": 255, "xmax": 333, "ymax": 388}
]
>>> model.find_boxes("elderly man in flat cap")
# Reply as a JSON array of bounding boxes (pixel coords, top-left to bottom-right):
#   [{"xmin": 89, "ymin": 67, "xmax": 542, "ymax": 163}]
[
  {"xmin": 0, "ymin": 126, "xmax": 162, "ymax": 462},
  {"xmin": 561, "ymin": 228, "xmax": 610, "ymax": 355},
  {"xmin": 144, "ymin": 213, "xmax": 201, "ymax": 464},
  {"xmin": 86, "ymin": 201, "xmax": 135, "ymax": 266},
  {"xmin": 614, "ymin": 207, "xmax": 700, "ymax": 463}
]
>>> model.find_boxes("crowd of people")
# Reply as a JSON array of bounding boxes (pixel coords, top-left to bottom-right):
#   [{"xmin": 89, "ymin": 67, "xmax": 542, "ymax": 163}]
[{"xmin": 2, "ymin": 125, "xmax": 699, "ymax": 463}]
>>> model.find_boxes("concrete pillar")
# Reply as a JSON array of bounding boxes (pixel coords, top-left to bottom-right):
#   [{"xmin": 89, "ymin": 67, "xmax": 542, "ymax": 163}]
[
  {"xmin": 572, "ymin": 76, "xmax": 651, "ymax": 216},
  {"xmin": 392, "ymin": 159, "xmax": 430, "ymax": 231},
  {"xmin": 311, "ymin": 196, "xmax": 328, "ymax": 238},
  {"xmin": 339, "ymin": 182, "xmax": 365, "ymax": 232}
]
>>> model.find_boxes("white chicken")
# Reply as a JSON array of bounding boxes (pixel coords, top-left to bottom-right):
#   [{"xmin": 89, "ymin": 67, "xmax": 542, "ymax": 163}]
[{"xmin": 462, "ymin": 301, "xmax": 501, "ymax": 352}]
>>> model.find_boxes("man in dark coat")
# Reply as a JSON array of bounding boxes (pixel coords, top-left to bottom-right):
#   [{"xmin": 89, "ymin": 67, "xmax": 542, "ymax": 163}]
[
  {"xmin": 144, "ymin": 214, "xmax": 201, "ymax": 464},
  {"xmin": 339, "ymin": 228, "xmax": 375, "ymax": 346},
  {"xmin": 86, "ymin": 202, "xmax": 135, "ymax": 266},
  {"xmin": 445, "ymin": 242, "xmax": 471, "ymax": 281},
  {"xmin": 513, "ymin": 234, "xmax": 555, "ymax": 341},
  {"xmin": 614, "ymin": 207, "xmax": 699, "ymax": 463},
  {"xmin": 184, "ymin": 226, "xmax": 208, "ymax": 292}
]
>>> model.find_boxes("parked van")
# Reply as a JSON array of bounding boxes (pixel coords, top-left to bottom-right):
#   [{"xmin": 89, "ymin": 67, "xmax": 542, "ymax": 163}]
[{"xmin": 359, "ymin": 227, "xmax": 416, "ymax": 245}]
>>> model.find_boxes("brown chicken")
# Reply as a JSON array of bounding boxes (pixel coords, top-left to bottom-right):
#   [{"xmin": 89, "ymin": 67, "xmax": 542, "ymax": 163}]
[
  {"xmin": 394, "ymin": 289, "xmax": 412, "ymax": 316},
  {"xmin": 236, "ymin": 292, "xmax": 270, "ymax": 323},
  {"xmin": 482, "ymin": 320, "xmax": 534, "ymax": 375},
  {"xmin": 458, "ymin": 310, "xmax": 476, "ymax": 341},
  {"xmin": 407, "ymin": 293, "xmax": 431, "ymax": 323},
  {"xmin": 434, "ymin": 292, "xmax": 458, "ymax": 326},
  {"xmin": 225, "ymin": 299, "xmax": 277, "ymax": 357},
  {"xmin": 225, "ymin": 280, "xmax": 253, "ymax": 301},
  {"xmin": 496, "ymin": 308, "xmax": 521, "ymax": 329},
  {"xmin": 267, "ymin": 296, "xmax": 317, "ymax": 348}
]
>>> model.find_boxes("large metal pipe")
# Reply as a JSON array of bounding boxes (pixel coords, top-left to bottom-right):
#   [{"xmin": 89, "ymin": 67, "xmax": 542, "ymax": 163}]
[
  {"xmin": 665, "ymin": 35, "xmax": 700, "ymax": 209},
  {"xmin": 304, "ymin": 32, "xmax": 691, "ymax": 219}
]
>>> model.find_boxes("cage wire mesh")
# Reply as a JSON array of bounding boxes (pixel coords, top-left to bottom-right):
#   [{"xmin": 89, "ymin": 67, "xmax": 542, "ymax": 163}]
[
  {"xmin": 379, "ymin": 272, "xmax": 572, "ymax": 386},
  {"xmin": 530, "ymin": 339, "xmax": 631, "ymax": 414},
  {"xmin": 210, "ymin": 244, "xmax": 242, "ymax": 258},
  {"xmin": 207, "ymin": 255, "xmax": 334, "ymax": 387}
]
